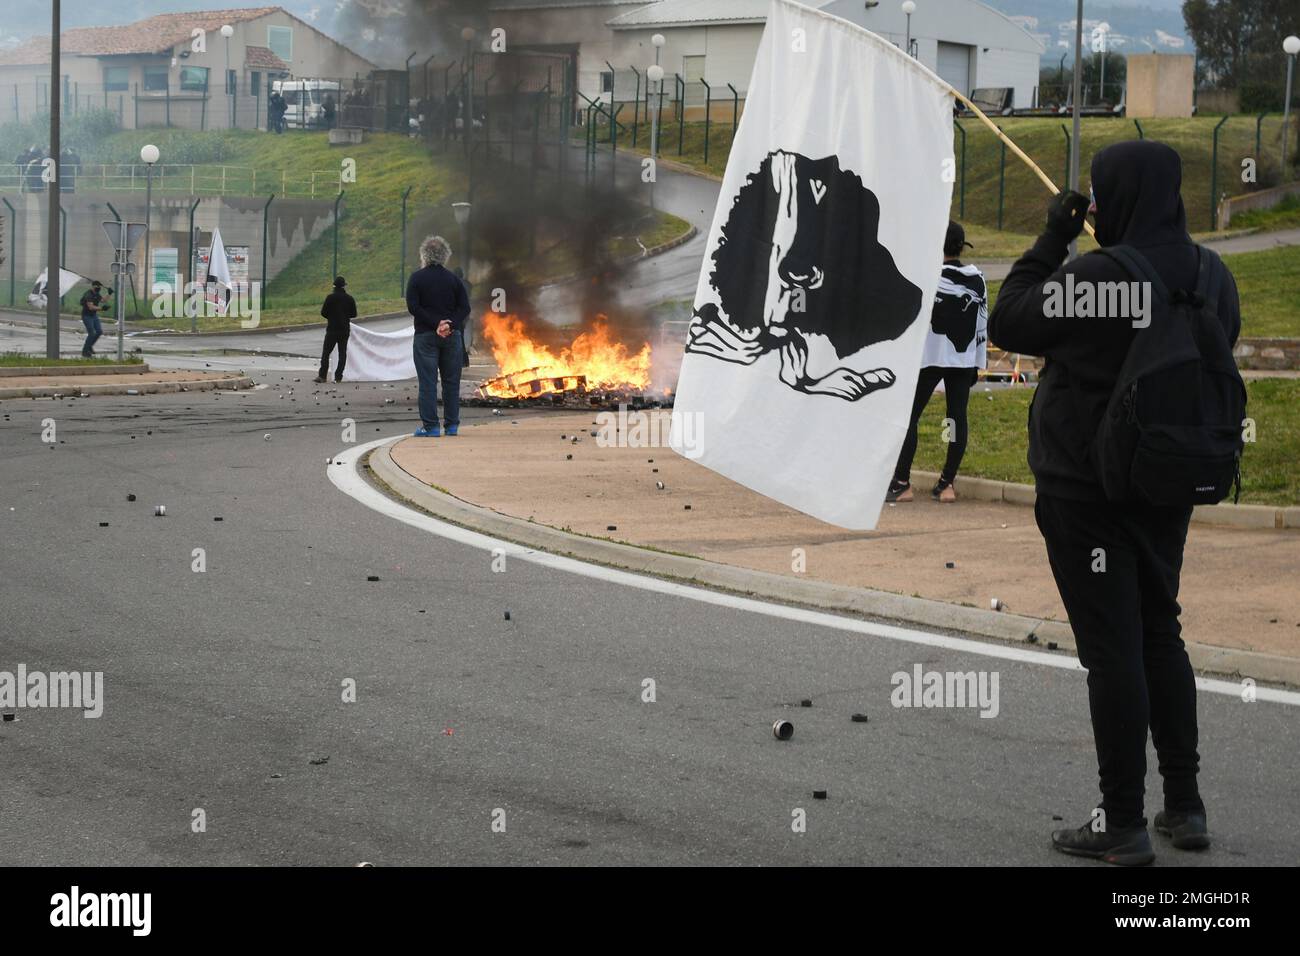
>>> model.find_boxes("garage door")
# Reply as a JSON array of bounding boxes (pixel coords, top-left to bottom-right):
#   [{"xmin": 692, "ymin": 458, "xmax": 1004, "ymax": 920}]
[{"xmin": 936, "ymin": 42, "xmax": 972, "ymax": 97}]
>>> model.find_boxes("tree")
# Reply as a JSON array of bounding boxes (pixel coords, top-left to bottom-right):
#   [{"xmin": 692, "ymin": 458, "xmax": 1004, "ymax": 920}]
[{"xmin": 1183, "ymin": 0, "xmax": 1297, "ymax": 105}]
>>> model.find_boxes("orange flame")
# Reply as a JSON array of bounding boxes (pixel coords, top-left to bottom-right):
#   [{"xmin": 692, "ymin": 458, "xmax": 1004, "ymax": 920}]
[{"xmin": 481, "ymin": 313, "xmax": 651, "ymax": 397}]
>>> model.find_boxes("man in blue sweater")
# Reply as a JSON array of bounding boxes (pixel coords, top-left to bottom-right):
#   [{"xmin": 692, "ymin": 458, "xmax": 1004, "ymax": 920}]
[{"xmin": 406, "ymin": 235, "xmax": 471, "ymax": 436}]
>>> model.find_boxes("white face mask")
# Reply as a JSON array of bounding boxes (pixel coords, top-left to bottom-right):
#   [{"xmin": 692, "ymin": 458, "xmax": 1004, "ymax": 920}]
[{"xmin": 1088, "ymin": 186, "xmax": 1098, "ymax": 216}]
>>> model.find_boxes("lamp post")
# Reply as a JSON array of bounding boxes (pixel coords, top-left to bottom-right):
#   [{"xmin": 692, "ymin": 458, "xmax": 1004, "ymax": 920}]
[
  {"xmin": 901, "ymin": 1, "xmax": 916, "ymax": 58},
  {"xmin": 46, "ymin": 0, "xmax": 60, "ymax": 358},
  {"xmin": 141, "ymin": 143, "xmax": 159, "ymax": 313},
  {"xmin": 220, "ymin": 24, "xmax": 234, "ymax": 128},
  {"xmin": 648, "ymin": 33, "xmax": 666, "ymax": 210},
  {"xmin": 462, "ymin": 27, "xmax": 476, "ymax": 157},
  {"xmin": 1284, "ymin": 35, "xmax": 1300, "ymax": 176},
  {"xmin": 453, "ymin": 201, "xmax": 471, "ymax": 278},
  {"xmin": 1093, "ymin": 23, "xmax": 1108, "ymax": 104},
  {"xmin": 1069, "ymin": 0, "xmax": 1083, "ymax": 260}
]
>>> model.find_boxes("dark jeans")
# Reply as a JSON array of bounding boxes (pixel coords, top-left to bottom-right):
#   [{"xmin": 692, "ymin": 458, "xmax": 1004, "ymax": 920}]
[
  {"xmin": 413, "ymin": 329, "xmax": 462, "ymax": 429},
  {"xmin": 893, "ymin": 366, "xmax": 974, "ymax": 484},
  {"xmin": 1034, "ymin": 494, "xmax": 1201, "ymax": 826},
  {"xmin": 320, "ymin": 326, "xmax": 349, "ymax": 380},
  {"xmin": 81, "ymin": 314, "xmax": 102, "ymax": 355}
]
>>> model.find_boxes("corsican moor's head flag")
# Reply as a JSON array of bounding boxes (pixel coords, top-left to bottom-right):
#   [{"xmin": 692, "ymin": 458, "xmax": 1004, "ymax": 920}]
[
  {"xmin": 669, "ymin": 0, "xmax": 955, "ymax": 529},
  {"xmin": 205, "ymin": 226, "xmax": 233, "ymax": 316}
]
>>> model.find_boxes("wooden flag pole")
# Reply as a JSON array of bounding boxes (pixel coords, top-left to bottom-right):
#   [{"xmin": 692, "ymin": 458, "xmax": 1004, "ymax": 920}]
[{"xmin": 946, "ymin": 86, "xmax": 1096, "ymax": 239}]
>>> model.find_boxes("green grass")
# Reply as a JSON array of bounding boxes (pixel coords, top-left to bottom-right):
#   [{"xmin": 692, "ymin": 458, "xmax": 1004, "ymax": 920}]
[
  {"xmin": 1229, "ymin": 193, "xmax": 1300, "ymax": 232},
  {"xmin": 909, "ymin": 379, "xmax": 1300, "ymax": 506},
  {"xmin": 1221, "ymin": 247, "xmax": 1300, "ymax": 338},
  {"xmin": 0, "ymin": 352, "xmax": 142, "ymax": 366},
  {"xmin": 13, "ymin": 129, "xmax": 692, "ymax": 332},
  {"xmin": 622, "ymin": 115, "xmax": 1296, "ymax": 235}
]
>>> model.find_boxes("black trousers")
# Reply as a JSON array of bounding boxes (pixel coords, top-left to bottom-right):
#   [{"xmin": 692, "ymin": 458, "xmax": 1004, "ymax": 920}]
[
  {"xmin": 320, "ymin": 327, "xmax": 349, "ymax": 380},
  {"xmin": 1034, "ymin": 494, "xmax": 1202, "ymax": 825},
  {"xmin": 893, "ymin": 366, "xmax": 974, "ymax": 484}
]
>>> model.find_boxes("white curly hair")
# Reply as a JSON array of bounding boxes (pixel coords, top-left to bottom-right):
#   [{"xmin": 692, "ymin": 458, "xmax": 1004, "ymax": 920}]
[{"xmin": 419, "ymin": 235, "xmax": 452, "ymax": 267}]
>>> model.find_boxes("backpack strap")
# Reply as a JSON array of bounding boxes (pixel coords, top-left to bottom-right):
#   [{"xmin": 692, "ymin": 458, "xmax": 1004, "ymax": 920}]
[
  {"xmin": 1195, "ymin": 245, "xmax": 1224, "ymax": 308},
  {"xmin": 1094, "ymin": 244, "xmax": 1170, "ymax": 304}
]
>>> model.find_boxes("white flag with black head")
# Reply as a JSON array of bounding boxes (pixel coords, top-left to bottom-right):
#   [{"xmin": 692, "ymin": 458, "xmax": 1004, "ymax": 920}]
[
  {"xmin": 204, "ymin": 226, "xmax": 233, "ymax": 316},
  {"xmin": 669, "ymin": 0, "xmax": 954, "ymax": 529}
]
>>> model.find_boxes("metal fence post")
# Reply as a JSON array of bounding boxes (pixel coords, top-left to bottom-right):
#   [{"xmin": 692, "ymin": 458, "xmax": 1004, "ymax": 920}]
[
  {"xmin": 1255, "ymin": 112, "xmax": 1268, "ymax": 165},
  {"xmin": 953, "ymin": 120, "xmax": 966, "ymax": 219},
  {"xmin": 727, "ymin": 83, "xmax": 739, "ymax": 141},
  {"xmin": 701, "ymin": 78, "xmax": 712, "ymax": 165},
  {"xmin": 630, "ymin": 65, "xmax": 641, "ymax": 148},
  {"xmin": 996, "ymin": 127, "xmax": 1006, "ymax": 231},
  {"xmin": 261, "ymin": 193, "xmax": 274, "ymax": 311},
  {"xmin": 610, "ymin": 103, "xmax": 623, "ymax": 188},
  {"xmin": 1060, "ymin": 123, "xmax": 1071, "ymax": 188},
  {"xmin": 1133, "ymin": 118, "xmax": 1144, "ymax": 140},
  {"xmin": 187, "ymin": 197, "xmax": 201, "ymax": 331},
  {"xmin": 1211, "ymin": 115, "xmax": 1228, "ymax": 228},
  {"xmin": 1, "ymin": 197, "xmax": 14, "ymax": 306},
  {"xmin": 676, "ymin": 74, "xmax": 685, "ymax": 155},
  {"xmin": 400, "ymin": 185, "xmax": 412, "ymax": 296},
  {"xmin": 332, "ymin": 190, "xmax": 344, "ymax": 279}
]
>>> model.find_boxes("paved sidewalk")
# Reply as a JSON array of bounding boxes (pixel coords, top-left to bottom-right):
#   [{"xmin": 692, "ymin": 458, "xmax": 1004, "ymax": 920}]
[
  {"xmin": 0, "ymin": 368, "xmax": 252, "ymax": 398},
  {"xmin": 391, "ymin": 410, "xmax": 1300, "ymax": 661}
]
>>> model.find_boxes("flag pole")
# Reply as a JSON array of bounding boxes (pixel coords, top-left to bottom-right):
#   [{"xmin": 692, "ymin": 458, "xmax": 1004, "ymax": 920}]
[{"xmin": 945, "ymin": 85, "xmax": 1096, "ymax": 239}]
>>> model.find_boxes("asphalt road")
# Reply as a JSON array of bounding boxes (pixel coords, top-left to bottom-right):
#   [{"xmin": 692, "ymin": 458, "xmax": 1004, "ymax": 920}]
[{"xmin": 2, "ymin": 383, "xmax": 1297, "ymax": 865}]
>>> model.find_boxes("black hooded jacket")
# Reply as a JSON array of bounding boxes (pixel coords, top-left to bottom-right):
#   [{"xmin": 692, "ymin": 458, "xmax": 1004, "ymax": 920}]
[{"xmin": 988, "ymin": 140, "xmax": 1241, "ymax": 501}]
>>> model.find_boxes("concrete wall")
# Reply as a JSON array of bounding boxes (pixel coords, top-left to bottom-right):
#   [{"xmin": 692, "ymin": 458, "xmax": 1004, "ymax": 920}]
[
  {"xmin": 5, "ymin": 191, "xmax": 334, "ymax": 297},
  {"xmin": 1127, "ymin": 53, "xmax": 1194, "ymax": 119}
]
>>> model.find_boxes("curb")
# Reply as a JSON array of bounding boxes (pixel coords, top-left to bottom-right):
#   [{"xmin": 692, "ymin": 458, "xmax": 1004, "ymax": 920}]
[
  {"xmin": 0, "ymin": 375, "xmax": 254, "ymax": 399},
  {"xmin": 369, "ymin": 440, "xmax": 1300, "ymax": 688},
  {"xmin": 0, "ymin": 364, "xmax": 149, "ymax": 377},
  {"xmin": 911, "ymin": 470, "xmax": 1299, "ymax": 532}
]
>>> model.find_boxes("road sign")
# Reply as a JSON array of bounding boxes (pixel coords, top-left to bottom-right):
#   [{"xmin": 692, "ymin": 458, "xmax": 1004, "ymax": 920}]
[{"xmin": 101, "ymin": 221, "xmax": 148, "ymax": 253}]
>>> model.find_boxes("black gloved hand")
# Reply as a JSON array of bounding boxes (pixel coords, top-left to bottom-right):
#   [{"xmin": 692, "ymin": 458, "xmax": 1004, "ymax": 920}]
[{"xmin": 1045, "ymin": 189, "xmax": 1090, "ymax": 242}]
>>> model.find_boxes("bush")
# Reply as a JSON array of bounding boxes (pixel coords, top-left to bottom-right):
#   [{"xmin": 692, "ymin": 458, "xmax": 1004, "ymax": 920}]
[
  {"xmin": 0, "ymin": 108, "xmax": 119, "ymax": 161},
  {"xmin": 1239, "ymin": 83, "xmax": 1284, "ymax": 114}
]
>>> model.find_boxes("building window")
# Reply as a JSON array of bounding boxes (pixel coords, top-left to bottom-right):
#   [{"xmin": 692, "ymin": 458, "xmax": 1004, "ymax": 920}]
[
  {"xmin": 267, "ymin": 26, "xmax": 293, "ymax": 64},
  {"xmin": 250, "ymin": 71, "xmax": 261, "ymax": 97},
  {"xmin": 180, "ymin": 66, "xmax": 209, "ymax": 92},
  {"xmin": 143, "ymin": 66, "xmax": 169, "ymax": 92},
  {"xmin": 104, "ymin": 66, "xmax": 129, "ymax": 92},
  {"xmin": 600, "ymin": 71, "xmax": 614, "ymax": 94},
  {"xmin": 227, "ymin": 69, "xmax": 237, "ymax": 94}
]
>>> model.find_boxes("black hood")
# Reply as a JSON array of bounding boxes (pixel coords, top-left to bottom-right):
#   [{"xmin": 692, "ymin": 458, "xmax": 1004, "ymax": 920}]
[{"xmin": 1089, "ymin": 140, "xmax": 1189, "ymax": 247}]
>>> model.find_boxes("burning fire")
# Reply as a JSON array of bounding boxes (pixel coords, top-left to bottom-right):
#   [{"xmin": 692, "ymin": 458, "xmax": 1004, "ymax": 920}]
[{"xmin": 480, "ymin": 313, "xmax": 652, "ymax": 399}]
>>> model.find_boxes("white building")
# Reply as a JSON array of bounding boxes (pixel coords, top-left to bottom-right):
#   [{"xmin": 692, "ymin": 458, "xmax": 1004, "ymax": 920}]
[{"xmin": 490, "ymin": 0, "xmax": 1045, "ymax": 114}]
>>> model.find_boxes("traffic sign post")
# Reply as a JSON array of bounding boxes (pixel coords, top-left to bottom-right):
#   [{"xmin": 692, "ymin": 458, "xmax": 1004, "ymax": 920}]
[{"xmin": 103, "ymin": 220, "xmax": 146, "ymax": 363}]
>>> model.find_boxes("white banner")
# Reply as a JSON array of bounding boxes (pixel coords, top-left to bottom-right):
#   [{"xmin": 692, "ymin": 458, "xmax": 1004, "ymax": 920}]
[
  {"xmin": 341, "ymin": 323, "xmax": 415, "ymax": 382},
  {"xmin": 669, "ymin": 0, "xmax": 955, "ymax": 529}
]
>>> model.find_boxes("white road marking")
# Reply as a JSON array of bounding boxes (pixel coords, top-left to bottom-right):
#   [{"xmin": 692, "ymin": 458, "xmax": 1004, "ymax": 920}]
[{"xmin": 331, "ymin": 437, "xmax": 1300, "ymax": 707}]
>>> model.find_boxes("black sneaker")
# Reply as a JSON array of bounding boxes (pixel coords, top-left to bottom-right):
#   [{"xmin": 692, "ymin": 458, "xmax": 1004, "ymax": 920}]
[
  {"xmin": 1154, "ymin": 809, "xmax": 1210, "ymax": 850},
  {"xmin": 1051, "ymin": 817, "xmax": 1154, "ymax": 866},
  {"xmin": 312, "ymin": 375, "xmax": 326, "ymax": 384},
  {"xmin": 932, "ymin": 477, "xmax": 956, "ymax": 502},
  {"xmin": 885, "ymin": 479, "xmax": 913, "ymax": 503}
]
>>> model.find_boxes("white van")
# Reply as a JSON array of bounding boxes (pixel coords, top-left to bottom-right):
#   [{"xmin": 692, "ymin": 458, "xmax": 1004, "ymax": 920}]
[{"xmin": 272, "ymin": 79, "xmax": 341, "ymax": 129}]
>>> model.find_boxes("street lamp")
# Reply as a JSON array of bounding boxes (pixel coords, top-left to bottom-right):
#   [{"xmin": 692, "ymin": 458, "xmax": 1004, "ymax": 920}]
[
  {"xmin": 461, "ymin": 27, "xmax": 476, "ymax": 156},
  {"xmin": 141, "ymin": 143, "xmax": 159, "ymax": 312},
  {"xmin": 901, "ymin": 1, "xmax": 916, "ymax": 58},
  {"xmin": 1093, "ymin": 23, "xmax": 1109, "ymax": 104},
  {"xmin": 648, "ymin": 63, "xmax": 664, "ymax": 209},
  {"xmin": 1284, "ymin": 35, "xmax": 1300, "ymax": 176},
  {"xmin": 220, "ymin": 24, "xmax": 234, "ymax": 128},
  {"xmin": 452, "ymin": 201, "xmax": 471, "ymax": 276}
]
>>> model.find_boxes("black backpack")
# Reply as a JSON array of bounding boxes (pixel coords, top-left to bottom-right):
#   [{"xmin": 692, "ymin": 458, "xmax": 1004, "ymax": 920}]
[{"xmin": 1090, "ymin": 244, "xmax": 1245, "ymax": 507}]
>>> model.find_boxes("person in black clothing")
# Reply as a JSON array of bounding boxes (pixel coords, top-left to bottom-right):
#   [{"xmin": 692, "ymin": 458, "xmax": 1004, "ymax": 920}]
[
  {"xmin": 322, "ymin": 93, "xmax": 337, "ymax": 130},
  {"xmin": 316, "ymin": 276, "xmax": 356, "ymax": 383},
  {"xmin": 407, "ymin": 236, "xmax": 470, "ymax": 437},
  {"xmin": 79, "ymin": 280, "xmax": 106, "ymax": 357},
  {"xmin": 989, "ymin": 141, "xmax": 1241, "ymax": 866}
]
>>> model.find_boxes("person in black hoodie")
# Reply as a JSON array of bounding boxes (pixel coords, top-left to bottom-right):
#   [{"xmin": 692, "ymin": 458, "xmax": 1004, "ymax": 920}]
[
  {"xmin": 316, "ymin": 276, "xmax": 356, "ymax": 383},
  {"xmin": 990, "ymin": 141, "xmax": 1240, "ymax": 866}
]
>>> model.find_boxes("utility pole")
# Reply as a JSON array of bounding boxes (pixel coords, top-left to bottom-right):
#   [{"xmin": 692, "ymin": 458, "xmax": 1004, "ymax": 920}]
[
  {"xmin": 46, "ymin": 0, "xmax": 61, "ymax": 358},
  {"xmin": 1068, "ymin": 0, "xmax": 1083, "ymax": 261}
]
